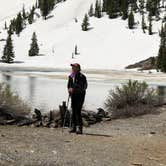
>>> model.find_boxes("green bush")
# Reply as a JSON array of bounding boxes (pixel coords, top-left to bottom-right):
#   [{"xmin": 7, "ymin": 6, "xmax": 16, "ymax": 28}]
[
  {"xmin": 105, "ymin": 80, "xmax": 160, "ymax": 118},
  {"xmin": 0, "ymin": 83, "xmax": 31, "ymax": 116}
]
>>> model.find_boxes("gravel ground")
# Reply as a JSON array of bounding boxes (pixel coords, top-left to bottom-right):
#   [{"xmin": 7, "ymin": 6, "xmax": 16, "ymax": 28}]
[{"xmin": 0, "ymin": 107, "xmax": 166, "ymax": 166}]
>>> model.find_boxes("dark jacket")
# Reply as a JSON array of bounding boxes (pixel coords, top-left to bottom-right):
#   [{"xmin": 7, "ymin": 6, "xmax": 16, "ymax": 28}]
[{"xmin": 67, "ymin": 72, "xmax": 88, "ymax": 95}]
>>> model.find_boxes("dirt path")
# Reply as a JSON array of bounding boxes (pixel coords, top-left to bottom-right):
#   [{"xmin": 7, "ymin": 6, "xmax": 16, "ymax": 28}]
[{"xmin": 0, "ymin": 107, "xmax": 166, "ymax": 166}]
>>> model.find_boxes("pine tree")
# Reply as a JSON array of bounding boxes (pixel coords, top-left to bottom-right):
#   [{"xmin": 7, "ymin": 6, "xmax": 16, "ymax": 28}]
[
  {"xmin": 128, "ymin": 10, "xmax": 135, "ymax": 29},
  {"xmin": 102, "ymin": 0, "xmax": 107, "ymax": 12},
  {"xmin": 4, "ymin": 21, "xmax": 7, "ymax": 30},
  {"xmin": 146, "ymin": 0, "xmax": 159, "ymax": 17},
  {"xmin": 88, "ymin": 4, "xmax": 94, "ymax": 17},
  {"xmin": 107, "ymin": 0, "xmax": 119, "ymax": 19},
  {"xmin": 94, "ymin": 0, "xmax": 102, "ymax": 18},
  {"xmin": 2, "ymin": 33, "xmax": 14, "ymax": 63},
  {"xmin": 157, "ymin": 38, "xmax": 166, "ymax": 72},
  {"xmin": 148, "ymin": 13, "xmax": 153, "ymax": 35},
  {"xmin": 35, "ymin": 0, "xmax": 38, "ymax": 8},
  {"xmin": 81, "ymin": 14, "xmax": 90, "ymax": 31},
  {"xmin": 39, "ymin": 0, "xmax": 55, "ymax": 20},
  {"xmin": 131, "ymin": 0, "xmax": 138, "ymax": 12},
  {"xmin": 8, "ymin": 24, "xmax": 13, "ymax": 35},
  {"xmin": 10, "ymin": 19, "xmax": 16, "ymax": 32},
  {"xmin": 29, "ymin": 32, "xmax": 39, "ymax": 56},
  {"xmin": 121, "ymin": 0, "xmax": 128, "ymax": 20},
  {"xmin": 75, "ymin": 45, "xmax": 78, "ymax": 55},
  {"xmin": 22, "ymin": 5, "xmax": 27, "ymax": 19},
  {"xmin": 40, "ymin": 0, "xmax": 49, "ymax": 19},
  {"xmin": 15, "ymin": 12, "xmax": 23, "ymax": 35},
  {"xmin": 28, "ymin": 7, "xmax": 35, "ymax": 24},
  {"xmin": 139, "ymin": 0, "xmax": 145, "ymax": 14},
  {"xmin": 157, "ymin": 23, "xmax": 166, "ymax": 72},
  {"xmin": 141, "ymin": 13, "xmax": 147, "ymax": 33}
]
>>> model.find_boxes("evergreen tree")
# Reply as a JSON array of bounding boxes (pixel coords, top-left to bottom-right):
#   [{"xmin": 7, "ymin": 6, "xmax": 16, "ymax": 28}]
[
  {"xmin": 141, "ymin": 13, "xmax": 147, "ymax": 33},
  {"xmin": 128, "ymin": 10, "xmax": 135, "ymax": 29},
  {"xmin": 148, "ymin": 13, "xmax": 153, "ymax": 35},
  {"xmin": 88, "ymin": 4, "xmax": 94, "ymax": 17},
  {"xmin": 29, "ymin": 32, "xmax": 39, "ymax": 56},
  {"xmin": 81, "ymin": 14, "xmax": 90, "ymax": 31},
  {"xmin": 146, "ymin": 0, "xmax": 159, "ymax": 17},
  {"xmin": 107, "ymin": 0, "xmax": 119, "ymax": 19},
  {"xmin": 139, "ymin": 0, "xmax": 145, "ymax": 14},
  {"xmin": 151, "ymin": 57, "xmax": 156, "ymax": 66},
  {"xmin": 157, "ymin": 23, "xmax": 166, "ymax": 72},
  {"xmin": 8, "ymin": 19, "xmax": 16, "ymax": 35},
  {"xmin": 8, "ymin": 24, "xmax": 13, "ymax": 35},
  {"xmin": 2, "ymin": 33, "xmax": 14, "ymax": 63},
  {"xmin": 4, "ymin": 21, "xmax": 7, "ymax": 30},
  {"xmin": 35, "ymin": 0, "xmax": 38, "ymax": 8},
  {"xmin": 75, "ymin": 45, "xmax": 78, "ymax": 55},
  {"xmin": 39, "ymin": 0, "xmax": 55, "ymax": 19},
  {"xmin": 102, "ymin": 0, "xmax": 107, "ymax": 12},
  {"xmin": 40, "ymin": 0, "xmax": 49, "ymax": 19},
  {"xmin": 28, "ymin": 7, "xmax": 35, "ymax": 24},
  {"xmin": 15, "ymin": 12, "xmax": 23, "ymax": 35},
  {"xmin": 94, "ymin": 0, "xmax": 102, "ymax": 18},
  {"xmin": 121, "ymin": 0, "xmax": 128, "ymax": 20},
  {"xmin": 22, "ymin": 5, "xmax": 27, "ymax": 19},
  {"xmin": 157, "ymin": 37, "xmax": 166, "ymax": 72},
  {"xmin": 130, "ymin": 0, "xmax": 138, "ymax": 12}
]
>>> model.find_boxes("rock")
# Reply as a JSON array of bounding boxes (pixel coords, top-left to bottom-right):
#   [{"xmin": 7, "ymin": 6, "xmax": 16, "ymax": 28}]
[
  {"xmin": 125, "ymin": 56, "xmax": 156, "ymax": 70},
  {"xmin": 131, "ymin": 163, "xmax": 142, "ymax": 166},
  {"xmin": 34, "ymin": 108, "xmax": 42, "ymax": 121},
  {"xmin": 150, "ymin": 131, "xmax": 156, "ymax": 135},
  {"xmin": 81, "ymin": 110, "xmax": 89, "ymax": 119},
  {"xmin": 49, "ymin": 122, "xmax": 58, "ymax": 128},
  {"xmin": 0, "ymin": 101, "xmax": 110, "ymax": 128},
  {"xmin": 82, "ymin": 118, "xmax": 89, "ymax": 127},
  {"xmin": 97, "ymin": 108, "xmax": 107, "ymax": 117},
  {"xmin": 102, "ymin": 117, "xmax": 112, "ymax": 122},
  {"xmin": 32, "ymin": 121, "xmax": 42, "ymax": 127},
  {"xmin": 50, "ymin": 110, "xmax": 61, "ymax": 121}
]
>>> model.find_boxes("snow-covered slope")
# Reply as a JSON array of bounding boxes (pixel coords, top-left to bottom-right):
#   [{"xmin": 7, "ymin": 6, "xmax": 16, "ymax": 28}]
[
  {"xmin": 0, "ymin": 0, "xmax": 163, "ymax": 70},
  {"xmin": 0, "ymin": 0, "xmax": 36, "ymax": 27}
]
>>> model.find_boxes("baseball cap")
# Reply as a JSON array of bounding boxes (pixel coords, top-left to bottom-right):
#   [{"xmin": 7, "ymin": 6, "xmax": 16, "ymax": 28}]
[{"xmin": 70, "ymin": 63, "xmax": 81, "ymax": 70}]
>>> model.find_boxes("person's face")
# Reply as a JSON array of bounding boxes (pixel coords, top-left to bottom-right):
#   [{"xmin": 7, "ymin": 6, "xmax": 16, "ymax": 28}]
[{"xmin": 72, "ymin": 66, "xmax": 79, "ymax": 73}]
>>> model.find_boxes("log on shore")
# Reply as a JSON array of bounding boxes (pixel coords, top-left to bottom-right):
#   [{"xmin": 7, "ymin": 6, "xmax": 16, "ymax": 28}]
[{"xmin": 0, "ymin": 102, "xmax": 111, "ymax": 128}]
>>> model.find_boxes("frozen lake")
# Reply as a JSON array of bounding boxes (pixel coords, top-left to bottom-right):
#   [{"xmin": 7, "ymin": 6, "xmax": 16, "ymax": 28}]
[{"xmin": 0, "ymin": 69, "xmax": 166, "ymax": 112}]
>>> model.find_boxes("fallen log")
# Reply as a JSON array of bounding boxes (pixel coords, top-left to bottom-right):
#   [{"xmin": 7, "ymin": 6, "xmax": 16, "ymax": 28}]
[
  {"xmin": 0, "ymin": 119, "xmax": 16, "ymax": 125},
  {"xmin": 0, "ymin": 102, "xmax": 111, "ymax": 128},
  {"xmin": 0, "ymin": 106, "xmax": 32, "ymax": 126}
]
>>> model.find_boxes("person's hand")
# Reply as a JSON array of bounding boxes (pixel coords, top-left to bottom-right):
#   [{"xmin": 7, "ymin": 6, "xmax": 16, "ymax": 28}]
[{"xmin": 68, "ymin": 88, "xmax": 74, "ymax": 94}]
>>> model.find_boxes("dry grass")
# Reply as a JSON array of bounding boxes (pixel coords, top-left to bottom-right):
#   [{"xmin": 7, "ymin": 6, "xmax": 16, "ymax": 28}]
[{"xmin": 0, "ymin": 83, "xmax": 31, "ymax": 116}]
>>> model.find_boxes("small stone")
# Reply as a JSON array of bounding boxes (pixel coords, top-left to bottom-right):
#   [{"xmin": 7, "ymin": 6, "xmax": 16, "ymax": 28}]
[{"xmin": 150, "ymin": 131, "xmax": 156, "ymax": 135}]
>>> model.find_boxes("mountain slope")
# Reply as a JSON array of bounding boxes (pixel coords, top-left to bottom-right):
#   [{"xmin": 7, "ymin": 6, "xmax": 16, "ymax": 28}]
[{"xmin": 0, "ymin": 0, "xmax": 164, "ymax": 70}]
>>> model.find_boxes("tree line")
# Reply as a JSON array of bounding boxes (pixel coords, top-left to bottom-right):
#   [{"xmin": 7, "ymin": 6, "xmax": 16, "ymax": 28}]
[{"xmin": 82, "ymin": 0, "xmax": 165, "ymax": 32}]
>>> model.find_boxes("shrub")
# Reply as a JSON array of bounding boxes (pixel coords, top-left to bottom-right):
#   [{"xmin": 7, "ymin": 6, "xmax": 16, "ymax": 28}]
[
  {"xmin": 0, "ymin": 83, "xmax": 31, "ymax": 116},
  {"xmin": 105, "ymin": 80, "xmax": 160, "ymax": 118}
]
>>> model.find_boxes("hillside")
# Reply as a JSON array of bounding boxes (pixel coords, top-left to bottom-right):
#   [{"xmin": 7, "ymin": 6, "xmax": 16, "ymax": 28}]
[{"xmin": 0, "ymin": 0, "xmax": 165, "ymax": 70}]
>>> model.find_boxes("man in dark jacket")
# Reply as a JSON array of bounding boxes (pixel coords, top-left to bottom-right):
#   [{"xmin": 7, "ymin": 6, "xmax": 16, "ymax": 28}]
[{"xmin": 67, "ymin": 63, "xmax": 87, "ymax": 134}]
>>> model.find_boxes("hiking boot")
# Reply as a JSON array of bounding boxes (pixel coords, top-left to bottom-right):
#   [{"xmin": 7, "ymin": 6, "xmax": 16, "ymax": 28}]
[{"xmin": 76, "ymin": 126, "xmax": 83, "ymax": 135}]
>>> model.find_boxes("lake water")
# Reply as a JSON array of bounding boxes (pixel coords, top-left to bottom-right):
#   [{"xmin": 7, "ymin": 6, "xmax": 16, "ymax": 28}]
[{"xmin": 0, "ymin": 70, "xmax": 166, "ymax": 112}]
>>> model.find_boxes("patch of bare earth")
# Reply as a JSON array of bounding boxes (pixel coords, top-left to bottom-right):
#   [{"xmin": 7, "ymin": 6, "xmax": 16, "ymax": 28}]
[{"xmin": 0, "ymin": 106, "xmax": 166, "ymax": 166}]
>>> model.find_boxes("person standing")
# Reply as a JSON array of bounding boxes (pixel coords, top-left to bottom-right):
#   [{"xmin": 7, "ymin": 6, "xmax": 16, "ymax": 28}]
[{"xmin": 67, "ymin": 63, "xmax": 87, "ymax": 134}]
